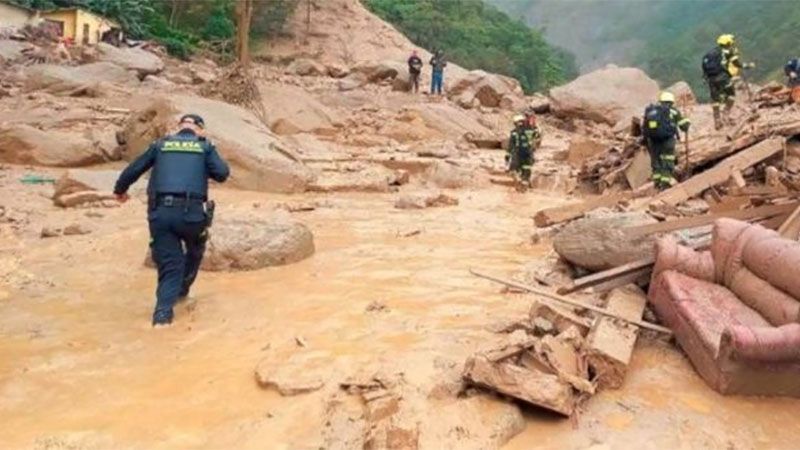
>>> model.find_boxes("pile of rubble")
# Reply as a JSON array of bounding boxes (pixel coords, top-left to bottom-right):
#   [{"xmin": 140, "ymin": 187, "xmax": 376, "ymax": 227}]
[{"xmin": 463, "ymin": 285, "xmax": 650, "ymax": 416}]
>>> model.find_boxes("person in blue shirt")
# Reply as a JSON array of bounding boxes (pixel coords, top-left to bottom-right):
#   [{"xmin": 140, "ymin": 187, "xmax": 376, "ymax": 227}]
[{"xmin": 114, "ymin": 114, "xmax": 230, "ymax": 327}]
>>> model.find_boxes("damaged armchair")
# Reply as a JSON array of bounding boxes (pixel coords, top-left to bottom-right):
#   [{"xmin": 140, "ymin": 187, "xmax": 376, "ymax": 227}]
[{"xmin": 648, "ymin": 218, "xmax": 800, "ymax": 396}]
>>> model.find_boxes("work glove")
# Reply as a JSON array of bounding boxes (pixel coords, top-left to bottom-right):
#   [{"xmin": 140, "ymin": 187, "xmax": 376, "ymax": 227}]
[
  {"xmin": 744, "ymin": 62, "xmax": 756, "ymax": 69},
  {"xmin": 790, "ymin": 72, "xmax": 798, "ymax": 80}
]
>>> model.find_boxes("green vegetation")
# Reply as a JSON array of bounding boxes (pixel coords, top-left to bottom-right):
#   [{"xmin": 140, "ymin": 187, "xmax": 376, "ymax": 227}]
[
  {"xmin": 8, "ymin": 0, "xmax": 298, "ymax": 59},
  {"xmin": 489, "ymin": 0, "xmax": 799, "ymax": 99},
  {"xmin": 364, "ymin": 0, "xmax": 578, "ymax": 93},
  {"xmin": 635, "ymin": 1, "xmax": 800, "ymax": 98}
]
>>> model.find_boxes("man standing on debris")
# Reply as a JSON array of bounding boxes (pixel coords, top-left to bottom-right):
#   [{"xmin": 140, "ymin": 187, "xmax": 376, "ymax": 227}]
[
  {"xmin": 642, "ymin": 92, "xmax": 691, "ymax": 190},
  {"xmin": 407, "ymin": 50, "xmax": 423, "ymax": 94},
  {"xmin": 113, "ymin": 114, "xmax": 230, "ymax": 327},
  {"xmin": 785, "ymin": 58, "xmax": 800, "ymax": 87},
  {"xmin": 702, "ymin": 34, "xmax": 755, "ymax": 129},
  {"xmin": 429, "ymin": 49, "xmax": 447, "ymax": 95},
  {"xmin": 507, "ymin": 114, "xmax": 540, "ymax": 191}
]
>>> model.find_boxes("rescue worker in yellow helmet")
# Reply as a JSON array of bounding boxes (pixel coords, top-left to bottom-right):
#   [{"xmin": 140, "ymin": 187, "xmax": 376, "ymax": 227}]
[
  {"xmin": 641, "ymin": 92, "xmax": 690, "ymax": 190},
  {"xmin": 507, "ymin": 114, "xmax": 540, "ymax": 191},
  {"xmin": 701, "ymin": 34, "xmax": 755, "ymax": 129}
]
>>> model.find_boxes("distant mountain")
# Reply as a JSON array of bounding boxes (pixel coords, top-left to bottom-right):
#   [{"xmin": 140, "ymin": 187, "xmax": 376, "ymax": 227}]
[{"xmin": 489, "ymin": 0, "xmax": 799, "ymax": 97}]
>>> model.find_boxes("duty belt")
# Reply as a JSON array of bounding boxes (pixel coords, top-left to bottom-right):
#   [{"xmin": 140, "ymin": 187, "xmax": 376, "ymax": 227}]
[{"xmin": 156, "ymin": 193, "xmax": 205, "ymax": 207}]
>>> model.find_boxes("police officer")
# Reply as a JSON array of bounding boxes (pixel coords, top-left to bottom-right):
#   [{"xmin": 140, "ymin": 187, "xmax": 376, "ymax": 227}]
[{"xmin": 114, "ymin": 114, "xmax": 230, "ymax": 326}]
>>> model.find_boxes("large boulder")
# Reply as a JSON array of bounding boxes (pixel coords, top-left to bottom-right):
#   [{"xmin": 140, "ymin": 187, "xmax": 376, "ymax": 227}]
[
  {"xmin": 352, "ymin": 60, "xmax": 406, "ymax": 83},
  {"xmin": 448, "ymin": 70, "xmax": 525, "ymax": 109},
  {"xmin": 666, "ymin": 81, "xmax": 697, "ymax": 107},
  {"xmin": 422, "ymin": 161, "xmax": 476, "ymax": 189},
  {"xmin": 96, "ymin": 43, "xmax": 164, "ymax": 78},
  {"xmin": 145, "ymin": 214, "xmax": 315, "ymax": 271},
  {"xmin": 338, "ymin": 72, "xmax": 368, "ymax": 92},
  {"xmin": 549, "ymin": 65, "xmax": 660, "ymax": 126},
  {"xmin": 201, "ymin": 215, "xmax": 315, "ymax": 271},
  {"xmin": 122, "ymin": 95, "xmax": 315, "ymax": 193},
  {"xmin": 0, "ymin": 124, "xmax": 106, "ymax": 167},
  {"xmin": 553, "ymin": 211, "xmax": 658, "ymax": 271},
  {"xmin": 260, "ymin": 84, "xmax": 341, "ymax": 136},
  {"xmin": 24, "ymin": 62, "xmax": 138, "ymax": 95},
  {"xmin": 287, "ymin": 58, "xmax": 326, "ymax": 77},
  {"xmin": 380, "ymin": 103, "xmax": 494, "ymax": 143}
]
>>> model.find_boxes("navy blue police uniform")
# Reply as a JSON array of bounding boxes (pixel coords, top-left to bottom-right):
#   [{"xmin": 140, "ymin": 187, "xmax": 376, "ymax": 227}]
[{"xmin": 114, "ymin": 115, "xmax": 230, "ymax": 325}]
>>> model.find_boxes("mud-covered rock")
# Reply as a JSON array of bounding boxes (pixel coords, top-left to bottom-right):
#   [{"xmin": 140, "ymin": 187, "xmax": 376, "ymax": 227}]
[
  {"xmin": 122, "ymin": 95, "xmax": 315, "ymax": 193},
  {"xmin": 260, "ymin": 84, "xmax": 341, "ymax": 136},
  {"xmin": 287, "ymin": 58, "xmax": 326, "ymax": 76},
  {"xmin": 423, "ymin": 161, "xmax": 475, "ymax": 189},
  {"xmin": 96, "ymin": 43, "xmax": 164, "ymax": 78},
  {"xmin": 202, "ymin": 216, "xmax": 315, "ymax": 271},
  {"xmin": 448, "ymin": 70, "xmax": 525, "ymax": 108},
  {"xmin": 666, "ymin": 81, "xmax": 697, "ymax": 107},
  {"xmin": 549, "ymin": 65, "xmax": 659, "ymax": 126},
  {"xmin": 0, "ymin": 124, "xmax": 105, "ymax": 167},
  {"xmin": 352, "ymin": 60, "xmax": 406, "ymax": 82},
  {"xmin": 53, "ymin": 169, "xmax": 145, "ymax": 207},
  {"xmin": 24, "ymin": 62, "xmax": 137, "ymax": 95},
  {"xmin": 553, "ymin": 211, "xmax": 658, "ymax": 271},
  {"xmin": 394, "ymin": 192, "xmax": 459, "ymax": 209}
]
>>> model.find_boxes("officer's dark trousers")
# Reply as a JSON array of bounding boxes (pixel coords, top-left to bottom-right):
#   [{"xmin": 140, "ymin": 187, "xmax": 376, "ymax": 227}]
[{"xmin": 148, "ymin": 201, "xmax": 207, "ymax": 322}]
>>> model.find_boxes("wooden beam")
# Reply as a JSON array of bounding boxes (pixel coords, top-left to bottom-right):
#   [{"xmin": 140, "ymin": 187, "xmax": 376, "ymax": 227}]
[
  {"xmin": 651, "ymin": 137, "xmax": 785, "ymax": 206},
  {"xmin": 625, "ymin": 202, "xmax": 798, "ymax": 238},
  {"xmin": 534, "ymin": 192, "xmax": 630, "ymax": 228},
  {"xmin": 558, "ymin": 257, "xmax": 654, "ymax": 295},
  {"xmin": 470, "ymin": 269, "xmax": 673, "ymax": 335}
]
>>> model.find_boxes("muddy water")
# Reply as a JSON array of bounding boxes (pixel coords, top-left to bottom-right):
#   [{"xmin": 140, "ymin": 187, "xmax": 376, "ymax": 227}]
[{"xmin": 2, "ymin": 187, "xmax": 799, "ymax": 449}]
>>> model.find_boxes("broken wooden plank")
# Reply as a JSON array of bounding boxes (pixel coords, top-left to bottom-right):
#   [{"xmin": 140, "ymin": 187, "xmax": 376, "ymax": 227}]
[
  {"xmin": 586, "ymin": 285, "xmax": 647, "ymax": 389},
  {"xmin": 558, "ymin": 257, "xmax": 654, "ymax": 295},
  {"xmin": 470, "ymin": 269, "xmax": 672, "ymax": 335},
  {"xmin": 534, "ymin": 192, "xmax": 630, "ymax": 228},
  {"xmin": 624, "ymin": 148, "xmax": 652, "ymax": 190},
  {"xmin": 778, "ymin": 204, "xmax": 800, "ymax": 239},
  {"xmin": 651, "ymin": 137, "xmax": 785, "ymax": 206},
  {"xmin": 729, "ymin": 170, "xmax": 747, "ymax": 189},
  {"xmin": 627, "ymin": 202, "xmax": 798, "ymax": 238},
  {"xmin": 463, "ymin": 355, "xmax": 575, "ymax": 416}
]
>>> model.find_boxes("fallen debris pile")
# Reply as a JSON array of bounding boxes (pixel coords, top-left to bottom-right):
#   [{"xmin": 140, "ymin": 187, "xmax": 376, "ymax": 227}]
[{"xmin": 464, "ymin": 270, "xmax": 664, "ymax": 416}]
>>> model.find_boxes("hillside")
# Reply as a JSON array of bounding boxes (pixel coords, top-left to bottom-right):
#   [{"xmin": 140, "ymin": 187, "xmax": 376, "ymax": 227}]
[{"xmin": 490, "ymin": 0, "xmax": 799, "ymax": 96}]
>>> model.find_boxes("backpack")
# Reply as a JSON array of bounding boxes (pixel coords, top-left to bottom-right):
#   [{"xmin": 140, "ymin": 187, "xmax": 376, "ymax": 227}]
[
  {"xmin": 643, "ymin": 103, "xmax": 676, "ymax": 141},
  {"xmin": 702, "ymin": 47, "xmax": 725, "ymax": 77}
]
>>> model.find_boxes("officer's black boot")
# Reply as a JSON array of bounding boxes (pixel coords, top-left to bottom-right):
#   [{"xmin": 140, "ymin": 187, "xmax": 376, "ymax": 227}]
[{"xmin": 152, "ymin": 308, "xmax": 174, "ymax": 327}]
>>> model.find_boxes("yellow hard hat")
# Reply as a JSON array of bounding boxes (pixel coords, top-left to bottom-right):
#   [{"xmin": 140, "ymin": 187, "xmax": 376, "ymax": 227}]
[
  {"xmin": 717, "ymin": 34, "xmax": 735, "ymax": 46},
  {"xmin": 659, "ymin": 91, "xmax": 675, "ymax": 103},
  {"xmin": 513, "ymin": 114, "xmax": 525, "ymax": 123}
]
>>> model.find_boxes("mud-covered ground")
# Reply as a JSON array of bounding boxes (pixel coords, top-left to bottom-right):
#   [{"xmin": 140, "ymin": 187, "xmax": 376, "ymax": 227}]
[{"xmin": 1, "ymin": 170, "xmax": 799, "ymax": 449}]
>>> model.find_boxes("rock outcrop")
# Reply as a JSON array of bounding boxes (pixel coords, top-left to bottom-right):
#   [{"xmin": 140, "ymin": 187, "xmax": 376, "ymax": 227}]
[
  {"xmin": 96, "ymin": 43, "xmax": 164, "ymax": 78},
  {"xmin": 448, "ymin": 70, "xmax": 525, "ymax": 109},
  {"xmin": 24, "ymin": 62, "xmax": 137, "ymax": 95},
  {"xmin": 0, "ymin": 124, "xmax": 106, "ymax": 167},
  {"xmin": 122, "ymin": 95, "xmax": 315, "ymax": 193},
  {"xmin": 260, "ymin": 84, "xmax": 341, "ymax": 136},
  {"xmin": 549, "ymin": 65, "xmax": 660, "ymax": 126},
  {"xmin": 287, "ymin": 58, "xmax": 327, "ymax": 77}
]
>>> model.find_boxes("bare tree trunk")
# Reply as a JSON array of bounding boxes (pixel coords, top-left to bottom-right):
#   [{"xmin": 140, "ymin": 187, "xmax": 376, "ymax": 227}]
[{"xmin": 235, "ymin": 0, "xmax": 255, "ymax": 68}]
